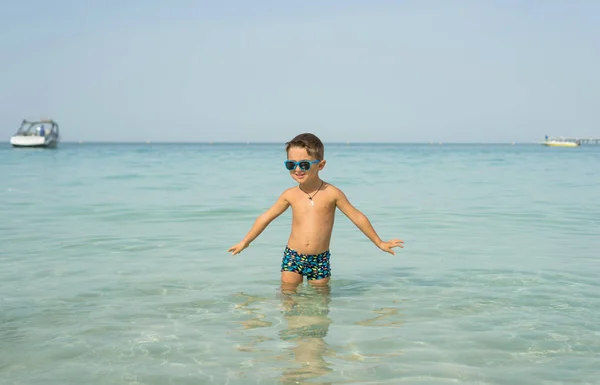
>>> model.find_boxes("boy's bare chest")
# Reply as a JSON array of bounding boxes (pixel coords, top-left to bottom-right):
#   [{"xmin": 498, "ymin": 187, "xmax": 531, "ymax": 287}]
[{"xmin": 289, "ymin": 197, "xmax": 336, "ymax": 215}]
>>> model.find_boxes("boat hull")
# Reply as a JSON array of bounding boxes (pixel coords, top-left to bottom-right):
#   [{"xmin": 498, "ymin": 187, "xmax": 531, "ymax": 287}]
[
  {"xmin": 542, "ymin": 141, "xmax": 579, "ymax": 148},
  {"xmin": 10, "ymin": 135, "xmax": 59, "ymax": 148}
]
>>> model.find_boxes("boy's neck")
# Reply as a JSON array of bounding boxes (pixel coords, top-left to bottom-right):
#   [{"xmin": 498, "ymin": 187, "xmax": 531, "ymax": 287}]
[{"xmin": 298, "ymin": 177, "xmax": 323, "ymax": 190}]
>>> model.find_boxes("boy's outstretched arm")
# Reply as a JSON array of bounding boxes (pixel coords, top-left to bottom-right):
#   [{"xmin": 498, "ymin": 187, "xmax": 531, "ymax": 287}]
[
  {"xmin": 228, "ymin": 192, "xmax": 290, "ymax": 255},
  {"xmin": 334, "ymin": 188, "xmax": 404, "ymax": 254}
]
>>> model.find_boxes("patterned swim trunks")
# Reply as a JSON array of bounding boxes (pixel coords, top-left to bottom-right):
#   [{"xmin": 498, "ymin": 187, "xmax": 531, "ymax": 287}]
[{"xmin": 281, "ymin": 246, "xmax": 331, "ymax": 280}]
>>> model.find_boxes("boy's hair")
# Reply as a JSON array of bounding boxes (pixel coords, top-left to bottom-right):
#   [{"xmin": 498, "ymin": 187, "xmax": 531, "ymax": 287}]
[{"xmin": 285, "ymin": 133, "xmax": 325, "ymax": 160}]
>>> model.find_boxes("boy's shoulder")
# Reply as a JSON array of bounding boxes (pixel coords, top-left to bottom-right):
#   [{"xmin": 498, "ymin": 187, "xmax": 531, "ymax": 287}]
[
  {"xmin": 324, "ymin": 183, "xmax": 345, "ymax": 199},
  {"xmin": 282, "ymin": 186, "xmax": 297, "ymax": 194},
  {"xmin": 279, "ymin": 186, "xmax": 298, "ymax": 200},
  {"xmin": 324, "ymin": 182, "xmax": 340, "ymax": 192}
]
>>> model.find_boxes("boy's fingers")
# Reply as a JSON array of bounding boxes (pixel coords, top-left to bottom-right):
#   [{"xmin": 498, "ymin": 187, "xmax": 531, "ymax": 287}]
[{"xmin": 393, "ymin": 240, "xmax": 404, "ymax": 247}]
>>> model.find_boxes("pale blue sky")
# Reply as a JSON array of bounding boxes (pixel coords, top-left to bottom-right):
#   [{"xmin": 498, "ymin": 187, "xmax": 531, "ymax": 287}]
[{"xmin": 1, "ymin": 0, "xmax": 598, "ymax": 143}]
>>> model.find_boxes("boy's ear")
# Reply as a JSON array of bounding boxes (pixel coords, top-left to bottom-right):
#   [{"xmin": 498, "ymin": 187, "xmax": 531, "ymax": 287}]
[{"xmin": 318, "ymin": 160, "xmax": 326, "ymax": 170}]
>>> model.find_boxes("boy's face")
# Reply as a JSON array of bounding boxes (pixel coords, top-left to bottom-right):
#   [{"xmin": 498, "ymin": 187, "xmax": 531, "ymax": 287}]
[{"xmin": 286, "ymin": 146, "xmax": 325, "ymax": 184}]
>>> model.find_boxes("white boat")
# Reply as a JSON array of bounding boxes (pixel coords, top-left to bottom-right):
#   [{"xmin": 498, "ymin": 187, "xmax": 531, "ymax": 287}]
[
  {"xmin": 542, "ymin": 135, "xmax": 580, "ymax": 148},
  {"xmin": 10, "ymin": 119, "xmax": 60, "ymax": 148},
  {"xmin": 542, "ymin": 140, "xmax": 580, "ymax": 148}
]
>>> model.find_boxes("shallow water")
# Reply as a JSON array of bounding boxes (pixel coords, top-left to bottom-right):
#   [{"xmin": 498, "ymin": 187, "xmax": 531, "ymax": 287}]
[{"xmin": 1, "ymin": 143, "xmax": 599, "ymax": 384}]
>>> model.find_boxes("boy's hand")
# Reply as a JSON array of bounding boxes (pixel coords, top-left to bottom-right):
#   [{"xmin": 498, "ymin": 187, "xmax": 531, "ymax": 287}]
[
  {"xmin": 379, "ymin": 239, "xmax": 404, "ymax": 255},
  {"xmin": 228, "ymin": 241, "xmax": 249, "ymax": 255}
]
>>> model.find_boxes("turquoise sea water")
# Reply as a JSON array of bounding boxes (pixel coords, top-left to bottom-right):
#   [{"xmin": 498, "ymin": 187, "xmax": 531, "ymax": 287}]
[{"xmin": 1, "ymin": 142, "xmax": 599, "ymax": 384}]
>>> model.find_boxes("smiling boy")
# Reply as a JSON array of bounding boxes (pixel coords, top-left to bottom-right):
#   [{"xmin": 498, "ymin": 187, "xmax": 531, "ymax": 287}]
[{"xmin": 228, "ymin": 133, "xmax": 403, "ymax": 285}]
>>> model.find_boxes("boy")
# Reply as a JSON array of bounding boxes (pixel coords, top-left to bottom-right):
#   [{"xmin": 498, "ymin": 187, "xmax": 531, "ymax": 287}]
[{"xmin": 228, "ymin": 133, "xmax": 403, "ymax": 285}]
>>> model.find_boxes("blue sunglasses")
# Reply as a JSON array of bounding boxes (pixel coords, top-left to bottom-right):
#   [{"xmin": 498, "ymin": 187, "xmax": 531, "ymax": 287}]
[{"xmin": 284, "ymin": 160, "xmax": 320, "ymax": 171}]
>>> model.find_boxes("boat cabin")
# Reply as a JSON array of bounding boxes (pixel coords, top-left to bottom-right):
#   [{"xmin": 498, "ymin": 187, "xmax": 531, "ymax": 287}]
[{"xmin": 14, "ymin": 119, "xmax": 60, "ymax": 137}]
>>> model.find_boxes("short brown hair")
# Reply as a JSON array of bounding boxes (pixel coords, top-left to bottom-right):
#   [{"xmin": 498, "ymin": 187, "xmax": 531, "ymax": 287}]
[{"xmin": 285, "ymin": 133, "xmax": 324, "ymax": 160}]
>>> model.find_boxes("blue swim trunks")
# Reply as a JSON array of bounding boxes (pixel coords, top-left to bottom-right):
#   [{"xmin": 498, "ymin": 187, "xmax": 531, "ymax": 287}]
[{"xmin": 281, "ymin": 246, "xmax": 331, "ymax": 280}]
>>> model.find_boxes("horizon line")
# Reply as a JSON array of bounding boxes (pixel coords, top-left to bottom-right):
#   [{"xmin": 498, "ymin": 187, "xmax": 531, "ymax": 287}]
[{"xmin": 57, "ymin": 140, "xmax": 540, "ymax": 145}]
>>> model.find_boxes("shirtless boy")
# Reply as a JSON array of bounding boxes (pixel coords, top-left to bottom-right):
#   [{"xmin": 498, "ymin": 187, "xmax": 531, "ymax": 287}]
[{"xmin": 228, "ymin": 133, "xmax": 403, "ymax": 285}]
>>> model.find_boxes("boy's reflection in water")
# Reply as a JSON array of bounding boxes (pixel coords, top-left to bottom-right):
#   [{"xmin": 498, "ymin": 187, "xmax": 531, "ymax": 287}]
[{"xmin": 278, "ymin": 282, "xmax": 333, "ymax": 385}]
